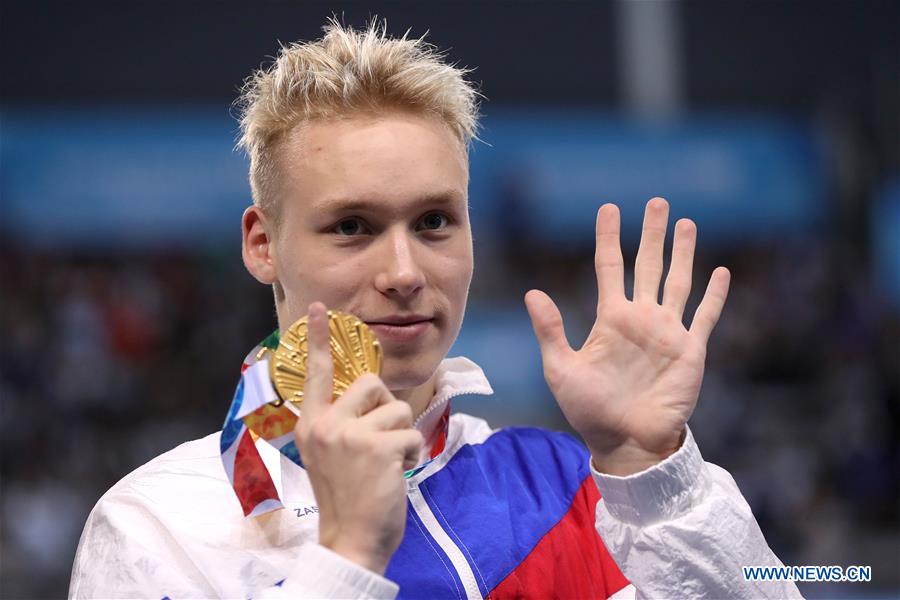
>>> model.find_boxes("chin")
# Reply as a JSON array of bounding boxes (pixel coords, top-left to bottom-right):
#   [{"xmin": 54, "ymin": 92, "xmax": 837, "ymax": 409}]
[{"xmin": 379, "ymin": 354, "xmax": 442, "ymax": 393}]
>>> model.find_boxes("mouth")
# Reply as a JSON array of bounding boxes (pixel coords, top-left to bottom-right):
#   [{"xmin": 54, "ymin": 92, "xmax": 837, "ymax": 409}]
[{"xmin": 364, "ymin": 315, "xmax": 435, "ymax": 343}]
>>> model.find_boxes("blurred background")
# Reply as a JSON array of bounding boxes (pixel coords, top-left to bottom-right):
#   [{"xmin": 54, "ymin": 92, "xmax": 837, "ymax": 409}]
[{"xmin": 1, "ymin": 1, "xmax": 898, "ymax": 597}]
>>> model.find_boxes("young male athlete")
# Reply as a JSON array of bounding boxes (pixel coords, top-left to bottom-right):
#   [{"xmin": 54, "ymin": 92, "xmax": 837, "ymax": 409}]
[{"xmin": 70, "ymin": 21, "xmax": 802, "ymax": 599}]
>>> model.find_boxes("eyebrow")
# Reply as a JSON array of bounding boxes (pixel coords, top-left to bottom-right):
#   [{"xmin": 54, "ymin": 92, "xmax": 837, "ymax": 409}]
[{"xmin": 313, "ymin": 190, "xmax": 465, "ymax": 214}]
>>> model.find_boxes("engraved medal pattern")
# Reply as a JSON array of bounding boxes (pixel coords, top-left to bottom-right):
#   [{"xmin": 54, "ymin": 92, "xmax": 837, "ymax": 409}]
[{"xmin": 268, "ymin": 311, "xmax": 382, "ymax": 407}]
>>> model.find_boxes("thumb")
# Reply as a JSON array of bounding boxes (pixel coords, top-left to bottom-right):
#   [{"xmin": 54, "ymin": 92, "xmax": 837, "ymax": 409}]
[
  {"xmin": 301, "ymin": 302, "xmax": 333, "ymax": 420},
  {"xmin": 524, "ymin": 290, "xmax": 572, "ymax": 371}
]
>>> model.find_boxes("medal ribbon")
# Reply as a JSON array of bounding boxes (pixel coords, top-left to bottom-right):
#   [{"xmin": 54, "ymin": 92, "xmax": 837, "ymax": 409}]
[{"xmin": 220, "ymin": 330, "xmax": 450, "ymax": 517}]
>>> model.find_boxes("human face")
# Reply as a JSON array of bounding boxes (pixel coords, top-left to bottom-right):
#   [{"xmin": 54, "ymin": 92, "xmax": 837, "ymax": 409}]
[{"xmin": 243, "ymin": 111, "xmax": 473, "ymax": 395}]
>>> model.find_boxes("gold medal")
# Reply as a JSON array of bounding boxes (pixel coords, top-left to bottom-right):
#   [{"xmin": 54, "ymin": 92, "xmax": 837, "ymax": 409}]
[{"xmin": 267, "ymin": 310, "xmax": 382, "ymax": 407}]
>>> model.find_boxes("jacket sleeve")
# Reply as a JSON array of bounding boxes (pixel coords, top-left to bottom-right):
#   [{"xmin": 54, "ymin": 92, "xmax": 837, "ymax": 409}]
[
  {"xmin": 68, "ymin": 495, "xmax": 399, "ymax": 600},
  {"xmin": 590, "ymin": 427, "xmax": 803, "ymax": 599}
]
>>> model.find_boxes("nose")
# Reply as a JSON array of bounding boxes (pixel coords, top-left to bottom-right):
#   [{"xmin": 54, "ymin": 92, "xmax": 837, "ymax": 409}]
[{"xmin": 374, "ymin": 228, "xmax": 426, "ymax": 299}]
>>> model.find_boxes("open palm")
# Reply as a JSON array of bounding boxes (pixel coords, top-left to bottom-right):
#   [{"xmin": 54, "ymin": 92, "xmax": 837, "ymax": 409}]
[{"xmin": 525, "ymin": 199, "xmax": 730, "ymax": 475}]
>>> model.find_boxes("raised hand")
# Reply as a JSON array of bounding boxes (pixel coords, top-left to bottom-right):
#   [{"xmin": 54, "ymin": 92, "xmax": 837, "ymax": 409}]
[
  {"xmin": 525, "ymin": 198, "xmax": 730, "ymax": 476},
  {"xmin": 293, "ymin": 302, "xmax": 424, "ymax": 574}
]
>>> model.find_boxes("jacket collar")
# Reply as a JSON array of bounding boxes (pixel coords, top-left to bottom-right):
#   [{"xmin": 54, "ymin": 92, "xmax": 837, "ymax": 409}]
[{"xmin": 413, "ymin": 356, "xmax": 494, "ymax": 446}]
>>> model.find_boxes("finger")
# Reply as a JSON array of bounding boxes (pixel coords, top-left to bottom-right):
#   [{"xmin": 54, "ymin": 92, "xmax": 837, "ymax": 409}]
[
  {"xmin": 356, "ymin": 399, "xmax": 414, "ymax": 432},
  {"xmin": 379, "ymin": 429, "xmax": 425, "ymax": 472},
  {"xmin": 594, "ymin": 203, "xmax": 625, "ymax": 305},
  {"xmin": 690, "ymin": 267, "xmax": 731, "ymax": 345},
  {"xmin": 633, "ymin": 198, "xmax": 669, "ymax": 303},
  {"xmin": 330, "ymin": 373, "xmax": 395, "ymax": 419},
  {"xmin": 662, "ymin": 218, "xmax": 697, "ymax": 318},
  {"xmin": 524, "ymin": 289, "xmax": 573, "ymax": 376},
  {"xmin": 300, "ymin": 302, "xmax": 333, "ymax": 421}
]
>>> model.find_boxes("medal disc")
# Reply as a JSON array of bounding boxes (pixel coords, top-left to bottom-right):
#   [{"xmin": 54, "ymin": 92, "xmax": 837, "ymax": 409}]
[{"xmin": 267, "ymin": 310, "xmax": 382, "ymax": 407}]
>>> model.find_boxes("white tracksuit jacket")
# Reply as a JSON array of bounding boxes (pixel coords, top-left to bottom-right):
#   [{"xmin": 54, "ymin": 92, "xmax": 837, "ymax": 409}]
[{"xmin": 70, "ymin": 357, "xmax": 802, "ymax": 599}]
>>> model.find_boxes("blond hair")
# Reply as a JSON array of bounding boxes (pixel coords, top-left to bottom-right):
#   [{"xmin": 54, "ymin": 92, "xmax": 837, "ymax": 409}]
[{"xmin": 236, "ymin": 18, "xmax": 481, "ymax": 215}]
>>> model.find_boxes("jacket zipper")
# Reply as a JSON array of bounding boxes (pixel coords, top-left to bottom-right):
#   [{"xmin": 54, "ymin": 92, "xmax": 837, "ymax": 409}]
[
  {"xmin": 407, "ymin": 478, "xmax": 483, "ymax": 600},
  {"xmin": 405, "ymin": 381, "xmax": 492, "ymax": 599},
  {"xmin": 412, "ymin": 386, "xmax": 490, "ymax": 430}
]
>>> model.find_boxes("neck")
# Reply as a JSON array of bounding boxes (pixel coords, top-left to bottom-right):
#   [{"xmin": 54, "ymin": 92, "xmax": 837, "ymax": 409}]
[{"xmin": 392, "ymin": 372, "xmax": 438, "ymax": 421}]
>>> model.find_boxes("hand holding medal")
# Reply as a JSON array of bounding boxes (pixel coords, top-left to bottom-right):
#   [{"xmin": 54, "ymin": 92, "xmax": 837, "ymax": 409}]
[{"xmin": 291, "ymin": 302, "xmax": 423, "ymax": 576}]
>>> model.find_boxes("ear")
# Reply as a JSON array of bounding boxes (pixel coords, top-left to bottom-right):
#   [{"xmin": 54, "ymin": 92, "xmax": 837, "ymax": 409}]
[{"xmin": 242, "ymin": 205, "xmax": 278, "ymax": 285}]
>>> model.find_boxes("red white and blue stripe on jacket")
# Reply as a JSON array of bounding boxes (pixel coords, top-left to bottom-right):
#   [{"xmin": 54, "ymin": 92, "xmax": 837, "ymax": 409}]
[{"xmin": 383, "ymin": 422, "xmax": 629, "ymax": 599}]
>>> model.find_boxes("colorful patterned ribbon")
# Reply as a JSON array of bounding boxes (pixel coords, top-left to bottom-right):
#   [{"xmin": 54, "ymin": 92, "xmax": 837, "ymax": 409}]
[{"xmin": 220, "ymin": 331, "xmax": 450, "ymax": 517}]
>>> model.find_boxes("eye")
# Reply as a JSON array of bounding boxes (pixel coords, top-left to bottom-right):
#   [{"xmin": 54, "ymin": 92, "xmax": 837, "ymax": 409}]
[
  {"xmin": 417, "ymin": 212, "xmax": 449, "ymax": 231},
  {"xmin": 333, "ymin": 218, "xmax": 369, "ymax": 236}
]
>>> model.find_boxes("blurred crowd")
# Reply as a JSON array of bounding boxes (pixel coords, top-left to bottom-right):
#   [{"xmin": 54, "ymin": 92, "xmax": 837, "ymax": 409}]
[
  {"xmin": 0, "ymin": 245, "xmax": 270, "ymax": 596},
  {"xmin": 1, "ymin": 212, "xmax": 897, "ymax": 596}
]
